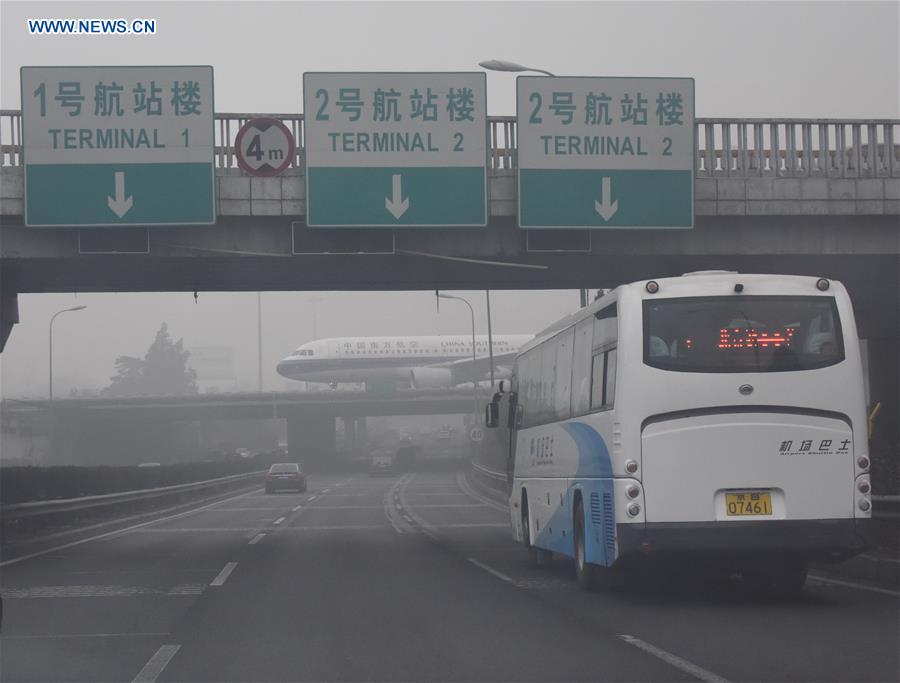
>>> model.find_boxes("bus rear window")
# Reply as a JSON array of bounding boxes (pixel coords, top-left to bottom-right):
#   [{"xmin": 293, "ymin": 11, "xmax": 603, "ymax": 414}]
[{"xmin": 643, "ymin": 296, "xmax": 844, "ymax": 373}]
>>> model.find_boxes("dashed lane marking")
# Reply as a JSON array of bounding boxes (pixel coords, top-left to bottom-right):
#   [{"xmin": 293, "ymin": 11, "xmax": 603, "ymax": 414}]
[
  {"xmin": 808, "ymin": 574, "xmax": 900, "ymax": 597},
  {"xmin": 292, "ymin": 504, "xmax": 303, "ymax": 512},
  {"xmin": 209, "ymin": 562, "xmax": 237, "ymax": 587},
  {"xmin": 132, "ymin": 644, "xmax": 181, "ymax": 683},
  {"xmin": 618, "ymin": 635, "xmax": 730, "ymax": 683},
  {"xmin": 273, "ymin": 516, "xmax": 286, "ymax": 525},
  {"xmin": 248, "ymin": 533, "xmax": 266, "ymax": 545},
  {"xmin": 467, "ymin": 558, "xmax": 513, "ymax": 583},
  {"xmin": 0, "ymin": 488, "xmax": 264, "ymax": 569}
]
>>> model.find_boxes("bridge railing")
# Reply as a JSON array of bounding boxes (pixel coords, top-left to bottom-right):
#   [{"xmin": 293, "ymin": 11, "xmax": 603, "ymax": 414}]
[{"xmin": 2, "ymin": 109, "xmax": 897, "ymax": 178}]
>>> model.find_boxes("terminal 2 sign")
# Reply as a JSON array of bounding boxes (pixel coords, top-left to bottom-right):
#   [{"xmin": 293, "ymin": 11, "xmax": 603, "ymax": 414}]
[
  {"xmin": 303, "ymin": 72, "xmax": 488, "ymax": 227},
  {"xmin": 20, "ymin": 66, "xmax": 215, "ymax": 227},
  {"xmin": 516, "ymin": 76, "xmax": 694, "ymax": 229}
]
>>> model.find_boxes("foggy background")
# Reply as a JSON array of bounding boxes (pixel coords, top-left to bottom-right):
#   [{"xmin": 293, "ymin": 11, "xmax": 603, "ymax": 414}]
[{"xmin": 1, "ymin": 0, "xmax": 898, "ymax": 399}]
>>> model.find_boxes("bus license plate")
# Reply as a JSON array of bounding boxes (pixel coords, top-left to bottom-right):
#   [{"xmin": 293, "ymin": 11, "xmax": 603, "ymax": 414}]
[{"xmin": 725, "ymin": 491, "xmax": 772, "ymax": 516}]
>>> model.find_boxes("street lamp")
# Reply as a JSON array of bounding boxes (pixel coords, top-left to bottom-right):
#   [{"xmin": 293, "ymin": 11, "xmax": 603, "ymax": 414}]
[
  {"xmin": 49, "ymin": 305, "xmax": 87, "ymax": 403},
  {"xmin": 479, "ymin": 60, "xmax": 588, "ymax": 308},
  {"xmin": 436, "ymin": 292, "xmax": 480, "ymax": 420}
]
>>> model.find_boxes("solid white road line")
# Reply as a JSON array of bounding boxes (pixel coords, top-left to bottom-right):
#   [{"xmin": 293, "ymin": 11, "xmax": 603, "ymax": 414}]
[
  {"xmin": 273, "ymin": 516, "xmax": 286, "ymax": 525},
  {"xmin": 619, "ymin": 635, "xmax": 730, "ymax": 683},
  {"xmin": 210, "ymin": 562, "xmax": 238, "ymax": 587},
  {"xmin": 132, "ymin": 644, "xmax": 181, "ymax": 683},
  {"xmin": 467, "ymin": 558, "xmax": 513, "ymax": 583},
  {"xmin": 808, "ymin": 574, "xmax": 900, "ymax": 597},
  {"xmin": 248, "ymin": 533, "xmax": 266, "ymax": 545},
  {"xmin": 0, "ymin": 488, "xmax": 264, "ymax": 569},
  {"xmin": 1, "ymin": 632, "xmax": 168, "ymax": 640}
]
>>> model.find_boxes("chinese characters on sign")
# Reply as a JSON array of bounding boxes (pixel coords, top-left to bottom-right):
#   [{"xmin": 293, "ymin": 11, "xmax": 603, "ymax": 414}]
[
  {"xmin": 516, "ymin": 76, "xmax": 694, "ymax": 229},
  {"xmin": 21, "ymin": 66, "xmax": 215, "ymax": 227},
  {"xmin": 303, "ymin": 72, "xmax": 487, "ymax": 227}
]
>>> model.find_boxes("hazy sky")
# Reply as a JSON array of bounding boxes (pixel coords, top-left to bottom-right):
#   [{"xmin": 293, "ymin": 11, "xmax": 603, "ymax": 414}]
[{"xmin": 1, "ymin": 1, "xmax": 898, "ymax": 397}]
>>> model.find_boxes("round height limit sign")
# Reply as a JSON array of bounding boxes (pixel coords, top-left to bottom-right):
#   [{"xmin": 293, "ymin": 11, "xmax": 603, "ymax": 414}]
[{"xmin": 235, "ymin": 118, "xmax": 295, "ymax": 176}]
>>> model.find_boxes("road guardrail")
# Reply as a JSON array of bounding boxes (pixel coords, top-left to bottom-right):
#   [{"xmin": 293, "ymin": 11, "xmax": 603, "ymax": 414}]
[
  {"xmin": 872, "ymin": 495, "xmax": 900, "ymax": 520},
  {"xmin": 1, "ymin": 470, "xmax": 266, "ymax": 541}
]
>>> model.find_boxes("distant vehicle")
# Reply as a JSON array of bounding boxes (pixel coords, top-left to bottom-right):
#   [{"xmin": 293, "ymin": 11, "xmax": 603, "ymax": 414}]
[
  {"xmin": 369, "ymin": 450, "xmax": 396, "ymax": 476},
  {"xmin": 487, "ymin": 273, "xmax": 871, "ymax": 595},
  {"xmin": 265, "ymin": 463, "xmax": 307, "ymax": 493},
  {"xmin": 276, "ymin": 334, "xmax": 532, "ymax": 388},
  {"xmin": 236, "ymin": 448, "xmax": 252, "ymax": 458},
  {"xmin": 137, "ymin": 462, "xmax": 161, "ymax": 468}
]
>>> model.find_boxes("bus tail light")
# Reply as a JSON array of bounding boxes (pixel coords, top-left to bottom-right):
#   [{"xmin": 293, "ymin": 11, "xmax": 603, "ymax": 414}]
[
  {"xmin": 858, "ymin": 498, "xmax": 871, "ymax": 512},
  {"xmin": 624, "ymin": 459, "xmax": 639, "ymax": 474},
  {"xmin": 857, "ymin": 480, "xmax": 870, "ymax": 494},
  {"xmin": 645, "ymin": 281, "xmax": 659, "ymax": 294},
  {"xmin": 627, "ymin": 502, "xmax": 641, "ymax": 517},
  {"xmin": 857, "ymin": 456, "xmax": 870, "ymax": 470},
  {"xmin": 626, "ymin": 484, "xmax": 641, "ymax": 499},
  {"xmin": 816, "ymin": 278, "xmax": 830, "ymax": 291}
]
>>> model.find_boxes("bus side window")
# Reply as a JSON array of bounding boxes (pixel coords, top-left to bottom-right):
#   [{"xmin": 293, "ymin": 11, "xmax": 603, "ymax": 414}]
[
  {"xmin": 571, "ymin": 318, "xmax": 593, "ymax": 416},
  {"xmin": 590, "ymin": 347, "xmax": 616, "ymax": 410},
  {"xmin": 604, "ymin": 348, "xmax": 617, "ymax": 406}
]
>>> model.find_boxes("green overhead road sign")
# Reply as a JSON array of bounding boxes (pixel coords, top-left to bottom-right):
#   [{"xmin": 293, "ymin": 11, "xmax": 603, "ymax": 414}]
[
  {"xmin": 303, "ymin": 72, "xmax": 487, "ymax": 227},
  {"xmin": 21, "ymin": 66, "xmax": 215, "ymax": 227},
  {"xmin": 517, "ymin": 76, "xmax": 694, "ymax": 229}
]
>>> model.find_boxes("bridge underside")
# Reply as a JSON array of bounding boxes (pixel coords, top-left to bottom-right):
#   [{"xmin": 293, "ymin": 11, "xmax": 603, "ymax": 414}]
[{"xmin": 2, "ymin": 213, "xmax": 897, "ymax": 461}]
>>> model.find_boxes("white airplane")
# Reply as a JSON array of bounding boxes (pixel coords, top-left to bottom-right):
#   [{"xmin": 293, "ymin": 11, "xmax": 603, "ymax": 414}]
[{"xmin": 276, "ymin": 334, "xmax": 533, "ymax": 388}]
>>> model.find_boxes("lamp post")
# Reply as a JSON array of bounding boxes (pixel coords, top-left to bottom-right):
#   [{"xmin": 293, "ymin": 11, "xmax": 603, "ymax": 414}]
[
  {"xmin": 49, "ymin": 305, "xmax": 87, "ymax": 403},
  {"xmin": 436, "ymin": 292, "xmax": 479, "ymax": 418},
  {"xmin": 485, "ymin": 290, "xmax": 495, "ymax": 389},
  {"xmin": 48, "ymin": 304, "xmax": 86, "ymax": 463},
  {"xmin": 480, "ymin": 59, "xmax": 588, "ymax": 309}
]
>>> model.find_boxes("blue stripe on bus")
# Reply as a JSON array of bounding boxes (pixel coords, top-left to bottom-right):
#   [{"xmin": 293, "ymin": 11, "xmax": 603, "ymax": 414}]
[
  {"xmin": 529, "ymin": 422, "xmax": 617, "ymax": 566},
  {"xmin": 561, "ymin": 422, "xmax": 613, "ymax": 478}
]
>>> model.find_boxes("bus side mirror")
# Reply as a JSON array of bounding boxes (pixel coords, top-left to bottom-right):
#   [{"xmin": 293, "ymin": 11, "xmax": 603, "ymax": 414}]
[{"xmin": 485, "ymin": 401, "xmax": 499, "ymax": 429}]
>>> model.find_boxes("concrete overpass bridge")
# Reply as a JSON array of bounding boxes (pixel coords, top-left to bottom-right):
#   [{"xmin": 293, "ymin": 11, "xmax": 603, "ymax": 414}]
[
  {"xmin": 1, "ymin": 113, "xmax": 898, "ymax": 454},
  {"xmin": 1, "ymin": 389, "xmax": 481, "ymax": 468}
]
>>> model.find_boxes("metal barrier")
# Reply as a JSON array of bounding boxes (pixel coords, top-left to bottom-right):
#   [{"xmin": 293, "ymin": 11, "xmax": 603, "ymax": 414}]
[
  {"xmin": 2, "ymin": 109, "xmax": 897, "ymax": 178},
  {"xmin": 0, "ymin": 469, "xmax": 266, "ymax": 541}
]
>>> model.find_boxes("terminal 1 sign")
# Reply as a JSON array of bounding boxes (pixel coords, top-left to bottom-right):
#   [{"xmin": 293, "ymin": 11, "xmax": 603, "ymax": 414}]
[
  {"xmin": 303, "ymin": 72, "xmax": 488, "ymax": 227},
  {"xmin": 20, "ymin": 65, "xmax": 215, "ymax": 227},
  {"xmin": 517, "ymin": 76, "xmax": 694, "ymax": 229}
]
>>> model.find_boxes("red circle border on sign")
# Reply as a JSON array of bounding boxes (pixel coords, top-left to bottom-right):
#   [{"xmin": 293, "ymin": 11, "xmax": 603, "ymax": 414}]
[{"xmin": 234, "ymin": 117, "xmax": 296, "ymax": 177}]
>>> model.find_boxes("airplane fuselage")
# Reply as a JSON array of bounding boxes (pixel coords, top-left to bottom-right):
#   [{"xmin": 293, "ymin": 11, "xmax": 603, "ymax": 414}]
[{"xmin": 276, "ymin": 335, "xmax": 532, "ymax": 386}]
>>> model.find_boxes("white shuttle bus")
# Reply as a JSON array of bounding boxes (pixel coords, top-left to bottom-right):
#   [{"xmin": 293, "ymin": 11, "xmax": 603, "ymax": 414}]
[{"xmin": 486, "ymin": 272, "xmax": 872, "ymax": 593}]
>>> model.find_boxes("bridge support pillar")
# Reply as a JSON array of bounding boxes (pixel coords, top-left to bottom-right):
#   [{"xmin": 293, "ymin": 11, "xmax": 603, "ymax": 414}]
[
  {"xmin": 355, "ymin": 417, "xmax": 368, "ymax": 448},
  {"xmin": 0, "ymin": 289, "xmax": 19, "ymax": 353},
  {"xmin": 287, "ymin": 414, "xmax": 336, "ymax": 472},
  {"xmin": 866, "ymin": 336, "xmax": 899, "ymax": 460}
]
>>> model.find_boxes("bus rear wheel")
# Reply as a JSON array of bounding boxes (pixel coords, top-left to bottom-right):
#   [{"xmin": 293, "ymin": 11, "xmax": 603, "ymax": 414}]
[{"xmin": 574, "ymin": 500, "xmax": 595, "ymax": 590}]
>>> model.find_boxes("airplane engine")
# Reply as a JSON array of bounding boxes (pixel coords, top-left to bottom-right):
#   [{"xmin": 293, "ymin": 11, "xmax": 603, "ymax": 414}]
[{"xmin": 409, "ymin": 368, "xmax": 455, "ymax": 389}]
